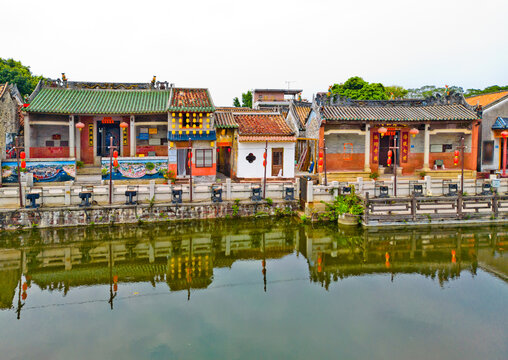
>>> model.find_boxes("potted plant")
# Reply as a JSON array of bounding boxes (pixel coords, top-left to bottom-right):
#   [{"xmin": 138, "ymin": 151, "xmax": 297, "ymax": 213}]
[
  {"xmin": 369, "ymin": 171, "xmax": 379, "ymax": 181},
  {"xmin": 321, "ymin": 186, "xmax": 364, "ymax": 226},
  {"xmin": 418, "ymin": 171, "xmax": 426, "ymax": 179}
]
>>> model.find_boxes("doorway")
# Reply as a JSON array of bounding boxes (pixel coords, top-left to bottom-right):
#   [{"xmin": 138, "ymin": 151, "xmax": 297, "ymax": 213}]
[
  {"xmin": 378, "ymin": 132, "xmax": 400, "ymax": 167},
  {"xmin": 177, "ymin": 148, "xmax": 191, "ymax": 176},
  {"xmin": 97, "ymin": 122, "xmax": 120, "ymax": 157},
  {"xmin": 272, "ymin": 148, "xmax": 284, "ymax": 176}
]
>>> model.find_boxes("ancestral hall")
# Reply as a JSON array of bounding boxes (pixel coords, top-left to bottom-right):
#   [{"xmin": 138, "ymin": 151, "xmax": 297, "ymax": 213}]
[
  {"xmin": 22, "ymin": 77, "xmax": 216, "ymax": 182},
  {"xmin": 310, "ymin": 93, "xmax": 482, "ymax": 179}
]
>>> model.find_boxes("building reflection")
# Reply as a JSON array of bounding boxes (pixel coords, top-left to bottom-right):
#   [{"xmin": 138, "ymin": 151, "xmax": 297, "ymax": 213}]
[{"xmin": 0, "ymin": 220, "xmax": 507, "ymax": 317}]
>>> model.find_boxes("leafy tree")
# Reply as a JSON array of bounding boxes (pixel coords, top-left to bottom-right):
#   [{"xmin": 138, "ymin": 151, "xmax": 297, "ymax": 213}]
[
  {"xmin": 330, "ymin": 76, "xmax": 389, "ymax": 100},
  {"xmin": 464, "ymin": 85, "xmax": 508, "ymax": 97},
  {"xmin": 232, "ymin": 90, "xmax": 253, "ymax": 108},
  {"xmin": 0, "ymin": 58, "xmax": 43, "ymax": 96},
  {"xmin": 385, "ymin": 85, "xmax": 408, "ymax": 99}
]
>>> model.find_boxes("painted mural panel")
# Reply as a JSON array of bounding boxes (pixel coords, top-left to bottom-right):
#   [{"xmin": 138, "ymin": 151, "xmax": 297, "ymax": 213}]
[
  {"xmin": 1, "ymin": 160, "xmax": 76, "ymax": 183},
  {"xmin": 101, "ymin": 158, "xmax": 168, "ymax": 180}
]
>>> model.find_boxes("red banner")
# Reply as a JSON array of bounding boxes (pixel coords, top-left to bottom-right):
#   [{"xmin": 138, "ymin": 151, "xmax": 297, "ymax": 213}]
[
  {"xmin": 372, "ymin": 132, "xmax": 379, "ymax": 164},
  {"xmin": 401, "ymin": 131, "xmax": 409, "ymax": 163}
]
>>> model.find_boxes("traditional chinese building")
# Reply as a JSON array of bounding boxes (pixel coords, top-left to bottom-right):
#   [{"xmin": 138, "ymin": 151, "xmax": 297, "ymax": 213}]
[
  {"xmin": 167, "ymin": 88, "xmax": 216, "ymax": 181},
  {"xmin": 312, "ymin": 93, "xmax": 481, "ymax": 180},
  {"xmin": 466, "ymin": 91, "xmax": 508, "ymax": 173}
]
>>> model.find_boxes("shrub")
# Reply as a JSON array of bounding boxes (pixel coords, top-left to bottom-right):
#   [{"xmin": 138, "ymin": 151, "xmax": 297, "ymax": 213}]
[
  {"xmin": 76, "ymin": 160, "xmax": 84, "ymax": 169},
  {"xmin": 369, "ymin": 172, "xmax": 379, "ymax": 180}
]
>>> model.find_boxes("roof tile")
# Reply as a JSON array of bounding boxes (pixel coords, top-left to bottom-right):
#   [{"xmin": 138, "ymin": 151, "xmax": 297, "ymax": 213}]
[
  {"xmin": 234, "ymin": 113, "xmax": 294, "ymax": 136},
  {"xmin": 25, "ymin": 88, "xmax": 171, "ymax": 114},
  {"xmin": 466, "ymin": 91, "xmax": 508, "ymax": 108},
  {"xmin": 168, "ymin": 88, "xmax": 214, "ymax": 112}
]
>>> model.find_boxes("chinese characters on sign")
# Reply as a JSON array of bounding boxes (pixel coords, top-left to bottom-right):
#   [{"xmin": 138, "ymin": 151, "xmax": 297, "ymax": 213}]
[
  {"xmin": 372, "ymin": 133, "xmax": 379, "ymax": 163},
  {"xmin": 401, "ymin": 131, "xmax": 409, "ymax": 163}
]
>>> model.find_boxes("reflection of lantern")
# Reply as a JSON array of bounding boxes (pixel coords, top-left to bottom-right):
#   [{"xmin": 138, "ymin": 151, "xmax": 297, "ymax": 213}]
[
  {"xmin": 22, "ymin": 292, "xmax": 27, "ymax": 300},
  {"xmin": 451, "ymin": 249, "xmax": 456, "ymax": 263},
  {"xmin": 378, "ymin": 127, "xmax": 388, "ymax": 137},
  {"xmin": 20, "ymin": 151, "xmax": 26, "ymax": 159},
  {"xmin": 113, "ymin": 284, "xmax": 118, "ymax": 292},
  {"xmin": 409, "ymin": 128, "xmax": 419, "ymax": 137},
  {"xmin": 22, "ymin": 282, "xmax": 28, "ymax": 291}
]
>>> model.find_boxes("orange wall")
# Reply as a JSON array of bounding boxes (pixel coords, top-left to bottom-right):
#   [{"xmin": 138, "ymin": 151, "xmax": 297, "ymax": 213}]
[{"xmin": 319, "ymin": 122, "xmax": 480, "ymax": 174}]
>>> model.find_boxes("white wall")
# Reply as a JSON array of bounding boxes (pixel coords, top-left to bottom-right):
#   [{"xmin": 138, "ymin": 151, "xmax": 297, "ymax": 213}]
[{"xmin": 237, "ymin": 142, "xmax": 295, "ymax": 179}]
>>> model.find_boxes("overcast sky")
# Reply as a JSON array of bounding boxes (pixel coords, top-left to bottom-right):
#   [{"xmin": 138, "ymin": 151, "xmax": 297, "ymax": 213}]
[{"xmin": 2, "ymin": 0, "xmax": 507, "ymax": 104}]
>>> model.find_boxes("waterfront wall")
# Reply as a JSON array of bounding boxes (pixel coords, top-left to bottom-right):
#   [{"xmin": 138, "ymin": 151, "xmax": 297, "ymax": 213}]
[
  {"xmin": 0, "ymin": 200, "xmax": 298, "ymax": 230},
  {"xmin": 0, "ymin": 179, "xmax": 298, "ymax": 208}
]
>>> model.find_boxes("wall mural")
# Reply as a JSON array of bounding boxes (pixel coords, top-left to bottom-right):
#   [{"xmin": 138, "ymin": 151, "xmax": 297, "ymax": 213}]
[
  {"xmin": 101, "ymin": 158, "xmax": 168, "ymax": 180},
  {"xmin": 1, "ymin": 160, "xmax": 76, "ymax": 183}
]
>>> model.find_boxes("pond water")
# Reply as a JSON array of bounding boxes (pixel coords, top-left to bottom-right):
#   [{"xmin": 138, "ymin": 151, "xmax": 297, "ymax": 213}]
[{"xmin": 0, "ymin": 219, "xmax": 507, "ymax": 360}]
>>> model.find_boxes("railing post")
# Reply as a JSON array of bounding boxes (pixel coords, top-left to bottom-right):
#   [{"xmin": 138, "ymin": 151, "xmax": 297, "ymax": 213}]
[
  {"xmin": 457, "ymin": 192, "xmax": 463, "ymax": 219},
  {"xmin": 493, "ymin": 192, "xmax": 499, "ymax": 219},
  {"xmin": 307, "ymin": 180, "xmax": 314, "ymax": 203},
  {"xmin": 411, "ymin": 192, "xmax": 417, "ymax": 222},
  {"xmin": 364, "ymin": 192, "xmax": 369, "ymax": 224}
]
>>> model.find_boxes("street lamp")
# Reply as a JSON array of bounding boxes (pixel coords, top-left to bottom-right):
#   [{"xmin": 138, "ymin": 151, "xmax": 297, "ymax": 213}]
[{"xmin": 502, "ymin": 131, "xmax": 508, "ymax": 177}]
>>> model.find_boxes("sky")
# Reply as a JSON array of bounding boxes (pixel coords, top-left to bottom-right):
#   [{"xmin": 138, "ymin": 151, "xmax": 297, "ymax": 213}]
[{"xmin": 2, "ymin": 0, "xmax": 507, "ymax": 104}]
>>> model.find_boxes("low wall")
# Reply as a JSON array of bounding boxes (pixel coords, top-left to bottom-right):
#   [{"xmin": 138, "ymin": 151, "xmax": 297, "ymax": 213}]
[
  {"xmin": 0, "ymin": 180, "xmax": 298, "ymax": 208},
  {"xmin": 0, "ymin": 200, "xmax": 298, "ymax": 230}
]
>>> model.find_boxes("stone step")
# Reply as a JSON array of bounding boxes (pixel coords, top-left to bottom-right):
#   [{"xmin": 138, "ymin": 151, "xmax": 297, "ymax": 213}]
[
  {"xmin": 77, "ymin": 166, "xmax": 102, "ymax": 175},
  {"xmin": 75, "ymin": 174, "xmax": 103, "ymax": 185}
]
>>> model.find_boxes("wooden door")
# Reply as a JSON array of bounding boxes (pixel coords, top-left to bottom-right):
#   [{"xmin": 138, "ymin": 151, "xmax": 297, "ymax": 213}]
[{"xmin": 272, "ymin": 148, "xmax": 283, "ymax": 176}]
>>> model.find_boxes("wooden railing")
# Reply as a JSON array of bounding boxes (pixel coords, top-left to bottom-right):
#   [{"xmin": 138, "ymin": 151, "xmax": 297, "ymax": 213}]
[{"xmin": 363, "ymin": 192, "xmax": 508, "ymax": 225}]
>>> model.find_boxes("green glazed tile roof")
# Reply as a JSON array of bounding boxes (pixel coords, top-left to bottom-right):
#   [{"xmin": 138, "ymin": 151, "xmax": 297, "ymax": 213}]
[
  {"xmin": 25, "ymin": 88, "xmax": 171, "ymax": 114},
  {"xmin": 168, "ymin": 88, "xmax": 215, "ymax": 112}
]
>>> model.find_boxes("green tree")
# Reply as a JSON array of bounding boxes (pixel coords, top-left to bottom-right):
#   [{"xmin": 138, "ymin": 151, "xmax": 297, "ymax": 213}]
[
  {"xmin": 232, "ymin": 90, "xmax": 253, "ymax": 108},
  {"xmin": 464, "ymin": 85, "xmax": 508, "ymax": 97},
  {"xmin": 385, "ymin": 85, "xmax": 408, "ymax": 99},
  {"xmin": 0, "ymin": 58, "xmax": 43, "ymax": 96},
  {"xmin": 406, "ymin": 85, "xmax": 463, "ymax": 99},
  {"xmin": 330, "ymin": 77, "xmax": 389, "ymax": 100}
]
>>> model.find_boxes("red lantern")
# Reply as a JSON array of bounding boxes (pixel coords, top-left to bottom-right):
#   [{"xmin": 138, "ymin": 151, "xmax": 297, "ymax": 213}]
[
  {"xmin": 387, "ymin": 157, "xmax": 392, "ymax": 166},
  {"xmin": 318, "ymin": 152, "xmax": 324, "ymax": 158},
  {"xmin": 502, "ymin": 130, "xmax": 508, "ymax": 138},
  {"xmin": 75, "ymin": 121, "xmax": 85, "ymax": 131},
  {"xmin": 388, "ymin": 150, "xmax": 393, "ymax": 157},
  {"xmin": 189, "ymin": 152, "xmax": 193, "ymax": 159},
  {"xmin": 21, "ymin": 160, "xmax": 26, "ymax": 169},
  {"xmin": 454, "ymin": 150, "xmax": 460, "ymax": 157},
  {"xmin": 409, "ymin": 128, "xmax": 419, "ymax": 137},
  {"xmin": 217, "ymin": 148, "xmax": 220, "ymax": 153},
  {"xmin": 228, "ymin": 147, "xmax": 231, "ymax": 153},
  {"xmin": 188, "ymin": 160, "xmax": 191, "ymax": 167},
  {"xmin": 113, "ymin": 150, "xmax": 118, "ymax": 158},
  {"xmin": 20, "ymin": 151, "xmax": 26, "ymax": 159},
  {"xmin": 378, "ymin": 127, "xmax": 388, "ymax": 137},
  {"xmin": 119, "ymin": 121, "xmax": 128, "ymax": 130},
  {"xmin": 263, "ymin": 160, "xmax": 267, "ymax": 167},
  {"xmin": 113, "ymin": 159, "xmax": 119, "ymax": 167},
  {"xmin": 318, "ymin": 159, "xmax": 324, "ymax": 166},
  {"xmin": 263, "ymin": 152, "xmax": 267, "ymax": 159}
]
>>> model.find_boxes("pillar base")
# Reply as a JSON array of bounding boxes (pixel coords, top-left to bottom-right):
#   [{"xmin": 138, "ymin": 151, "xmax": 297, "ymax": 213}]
[{"xmin": 364, "ymin": 166, "xmax": 371, "ymax": 172}]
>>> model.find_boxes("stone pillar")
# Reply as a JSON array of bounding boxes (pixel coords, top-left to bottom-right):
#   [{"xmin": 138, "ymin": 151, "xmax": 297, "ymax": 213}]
[
  {"xmin": 423, "ymin": 123, "xmax": 430, "ymax": 170},
  {"xmin": 226, "ymin": 178, "xmax": 232, "ymax": 200},
  {"xmin": 130, "ymin": 115, "xmax": 136, "ymax": 157},
  {"xmin": 69, "ymin": 115, "xmax": 75, "ymax": 157},
  {"xmin": 364, "ymin": 123, "xmax": 371, "ymax": 172},
  {"xmin": 24, "ymin": 113, "xmax": 30, "ymax": 159}
]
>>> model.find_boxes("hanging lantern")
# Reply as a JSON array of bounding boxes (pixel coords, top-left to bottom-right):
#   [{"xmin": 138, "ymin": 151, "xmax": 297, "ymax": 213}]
[
  {"xmin": 210, "ymin": 141, "xmax": 214, "ymax": 147},
  {"xmin": 199, "ymin": 130, "xmax": 203, "ymax": 135},
  {"xmin": 222, "ymin": 129, "xmax": 226, "ymax": 136},
  {"xmin": 75, "ymin": 121, "xmax": 85, "ymax": 131},
  {"xmin": 388, "ymin": 150, "xmax": 393, "ymax": 157},
  {"xmin": 502, "ymin": 130, "xmax": 508, "ymax": 138},
  {"xmin": 318, "ymin": 159, "xmax": 324, "ymax": 166},
  {"xmin": 217, "ymin": 148, "xmax": 220, "ymax": 153},
  {"xmin": 21, "ymin": 160, "xmax": 26, "ymax": 169},
  {"xmin": 378, "ymin": 127, "xmax": 388, "ymax": 137},
  {"xmin": 199, "ymin": 113, "xmax": 203, "ymax": 117},
  {"xmin": 169, "ymin": 142, "xmax": 174, "ymax": 148},
  {"xmin": 409, "ymin": 128, "xmax": 419, "ymax": 137},
  {"xmin": 113, "ymin": 150, "xmax": 118, "ymax": 158},
  {"xmin": 187, "ymin": 160, "xmax": 191, "ymax": 167},
  {"xmin": 119, "ymin": 121, "xmax": 128, "ymax": 131},
  {"xmin": 318, "ymin": 151, "xmax": 324, "ymax": 168},
  {"xmin": 172, "ymin": 112, "xmax": 176, "ymax": 117},
  {"xmin": 228, "ymin": 147, "xmax": 231, "ymax": 153},
  {"xmin": 20, "ymin": 151, "xmax": 26, "ymax": 160},
  {"xmin": 263, "ymin": 152, "xmax": 267, "ymax": 159},
  {"xmin": 453, "ymin": 149, "xmax": 459, "ymax": 166},
  {"xmin": 263, "ymin": 160, "xmax": 267, "ymax": 167},
  {"xmin": 454, "ymin": 150, "xmax": 460, "ymax": 157},
  {"xmin": 387, "ymin": 157, "xmax": 392, "ymax": 166},
  {"xmin": 113, "ymin": 159, "xmax": 119, "ymax": 167}
]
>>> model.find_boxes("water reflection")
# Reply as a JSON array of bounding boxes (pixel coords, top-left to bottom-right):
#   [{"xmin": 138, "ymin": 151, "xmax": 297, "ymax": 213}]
[{"xmin": 0, "ymin": 220, "xmax": 507, "ymax": 318}]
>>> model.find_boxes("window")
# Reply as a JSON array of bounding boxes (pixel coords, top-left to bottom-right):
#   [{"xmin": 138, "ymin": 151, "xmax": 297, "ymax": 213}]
[
  {"xmin": 195, "ymin": 149, "xmax": 213, "ymax": 168},
  {"xmin": 482, "ymin": 141, "xmax": 494, "ymax": 164}
]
